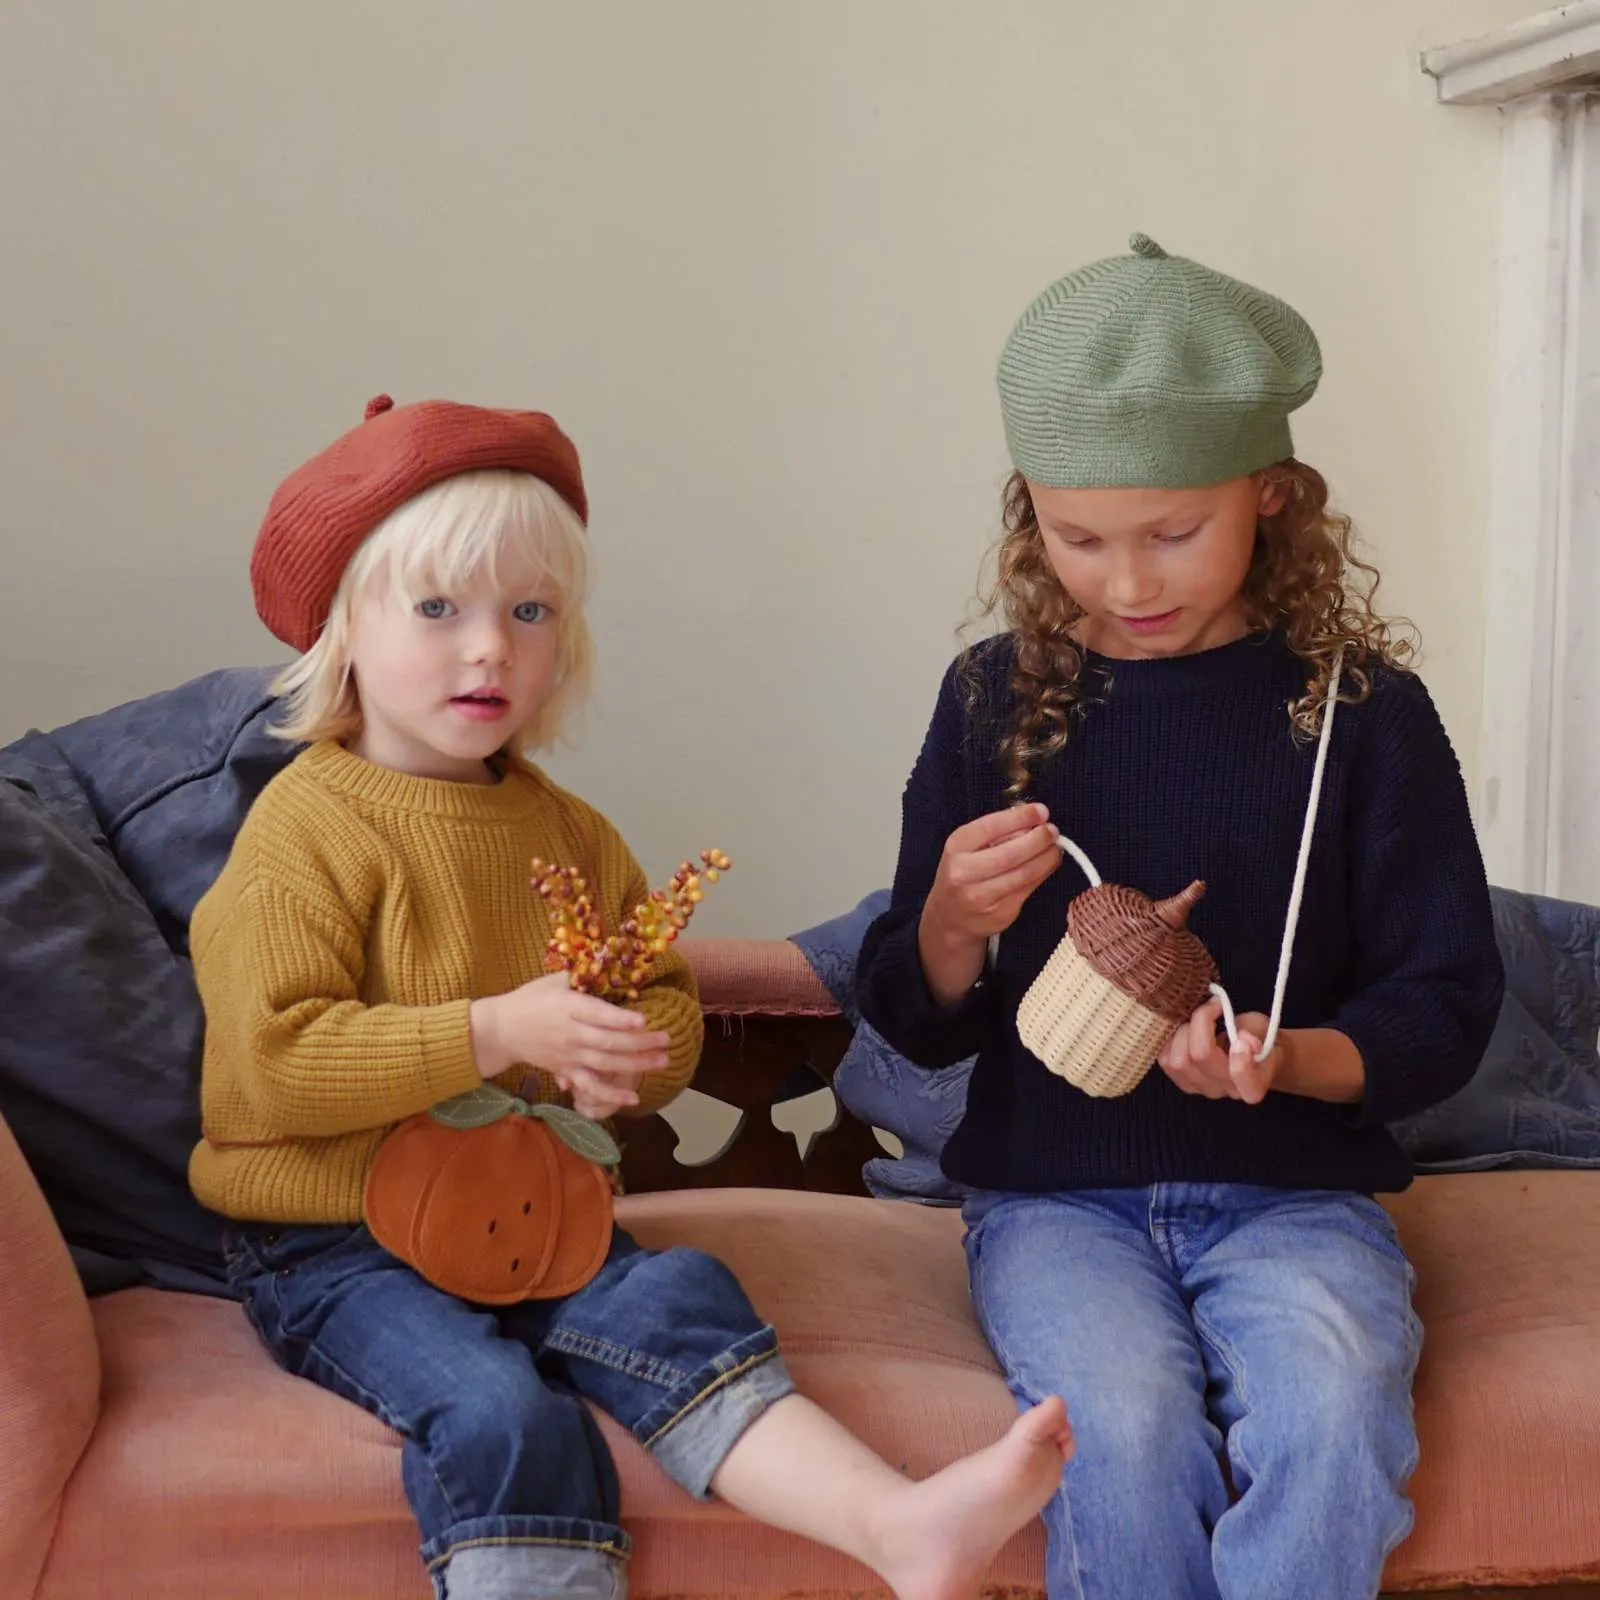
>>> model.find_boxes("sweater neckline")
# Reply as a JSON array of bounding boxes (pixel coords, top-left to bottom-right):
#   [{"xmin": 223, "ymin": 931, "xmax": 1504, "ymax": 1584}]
[
  {"xmin": 300, "ymin": 741, "xmax": 546, "ymax": 819},
  {"xmin": 1081, "ymin": 630, "xmax": 1296, "ymax": 697}
]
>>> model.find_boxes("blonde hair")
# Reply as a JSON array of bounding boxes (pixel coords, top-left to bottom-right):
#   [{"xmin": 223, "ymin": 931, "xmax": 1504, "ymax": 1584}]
[
  {"xmin": 270, "ymin": 469, "xmax": 593, "ymax": 753},
  {"xmin": 967, "ymin": 460, "xmax": 1415, "ymax": 799}
]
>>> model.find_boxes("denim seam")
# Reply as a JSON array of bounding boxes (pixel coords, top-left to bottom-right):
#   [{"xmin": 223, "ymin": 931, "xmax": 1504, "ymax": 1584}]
[
  {"xmin": 1376, "ymin": 1263, "xmax": 1425, "ymax": 1567},
  {"xmin": 639, "ymin": 1345, "xmax": 782, "ymax": 1450},
  {"xmin": 542, "ymin": 1328, "xmax": 689, "ymax": 1389},
  {"xmin": 424, "ymin": 1532, "xmax": 630, "ymax": 1574},
  {"xmin": 1393, "ymin": 1260, "xmax": 1425, "ymax": 1505},
  {"xmin": 290, "ymin": 1334, "xmax": 464, "ymax": 1528},
  {"xmin": 237, "ymin": 1250, "xmax": 480, "ymax": 1532},
  {"xmin": 1145, "ymin": 1183, "xmax": 1176, "ymax": 1271},
  {"xmin": 1189, "ymin": 1303, "xmax": 1259, "ymax": 1493},
  {"xmin": 967, "ymin": 1202, "xmax": 1086, "ymax": 1600},
  {"xmin": 1352, "ymin": 1202, "xmax": 1426, "ymax": 1500}
]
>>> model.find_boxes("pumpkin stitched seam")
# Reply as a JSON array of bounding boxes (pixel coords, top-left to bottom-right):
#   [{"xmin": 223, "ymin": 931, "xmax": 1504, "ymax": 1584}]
[{"xmin": 639, "ymin": 1346, "xmax": 783, "ymax": 1450}]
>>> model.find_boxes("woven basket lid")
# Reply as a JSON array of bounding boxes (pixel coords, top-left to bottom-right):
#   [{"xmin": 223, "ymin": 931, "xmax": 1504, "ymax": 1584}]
[{"xmin": 1065, "ymin": 880, "xmax": 1219, "ymax": 1022}]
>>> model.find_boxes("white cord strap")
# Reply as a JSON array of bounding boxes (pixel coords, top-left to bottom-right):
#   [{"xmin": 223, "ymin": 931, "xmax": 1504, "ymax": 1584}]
[{"xmin": 1211, "ymin": 650, "xmax": 1344, "ymax": 1061}]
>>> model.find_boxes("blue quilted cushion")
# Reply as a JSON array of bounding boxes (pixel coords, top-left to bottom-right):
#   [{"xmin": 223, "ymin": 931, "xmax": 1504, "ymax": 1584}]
[
  {"xmin": 792, "ymin": 892, "xmax": 973, "ymax": 1203},
  {"xmin": 0, "ymin": 669, "xmax": 294, "ymax": 1292},
  {"xmin": 1389, "ymin": 889, "xmax": 1600, "ymax": 1170}
]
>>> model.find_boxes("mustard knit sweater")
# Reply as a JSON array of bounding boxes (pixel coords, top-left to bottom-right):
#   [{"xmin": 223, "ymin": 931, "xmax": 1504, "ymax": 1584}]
[{"xmin": 188, "ymin": 741, "xmax": 702, "ymax": 1223}]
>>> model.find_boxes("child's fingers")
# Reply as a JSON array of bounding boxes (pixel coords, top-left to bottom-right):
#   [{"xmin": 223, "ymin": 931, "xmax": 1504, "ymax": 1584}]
[
  {"xmin": 949, "ymin": 805, "xmax": 1050, "ymax": 855},
  {"xmin": 576, "ymin": 1042, "xmax": 669, "ymax": 1075},
  {"xmin": 573, "ymin": 1096, "xmax": 628, "ymax": 1121},
  {"xmin": 951, "ymin": 824, "xmax": 1059, "ymax": 887},
  {"xmin": 970, "ymin": 845, "xmax": 1061, "ymax": 908},
  {"xmin": 1229, "ymin": 1034, "xmax": 1271, "ymax": 1104},
  {"xmin": 1188, "ymin": 999, "xmax": 1223, "ymax": 1064},
  {"xmin": 580, "ymin": 1023, "xmax": 671, "ymax": 1055},
  {"xmin": 566, "ymin": 1066, "xmax": 639, "ymax": 1114},
  {"xmin": 569, "ymin": 996, "xmax": 650, "ymax": 1030},
  {"xmin": 1160, "ymin": 1016, "xmax": 1197, "ymax": 1073},
  {"xmin": 1161, "ymin": 1055, "xmax": 1226, "ymax": 1098}
]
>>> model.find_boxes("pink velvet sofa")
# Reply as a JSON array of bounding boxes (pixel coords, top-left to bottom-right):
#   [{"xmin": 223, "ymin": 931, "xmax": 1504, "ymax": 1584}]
[{"xmin": 5, "ymin": 940, "xmax": 1598, "ymax": 1599}]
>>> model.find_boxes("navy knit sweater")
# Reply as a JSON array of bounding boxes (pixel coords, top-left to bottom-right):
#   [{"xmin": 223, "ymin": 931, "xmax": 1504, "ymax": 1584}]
[{"xmin": 856, "ymin": 632, "xmax": 1504, "ymax": 1195}]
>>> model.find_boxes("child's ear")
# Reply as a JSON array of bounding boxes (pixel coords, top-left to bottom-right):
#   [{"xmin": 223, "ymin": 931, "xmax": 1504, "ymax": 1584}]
[{"xmin": 1255, "ymin": 476, "xmax": 1289, "ymax": 519}]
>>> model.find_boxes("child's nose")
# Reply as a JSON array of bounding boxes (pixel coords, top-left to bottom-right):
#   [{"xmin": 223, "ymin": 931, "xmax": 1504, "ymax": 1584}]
[
  {"xmin": 464, "ymin": 621, "xmax": 511, "ymax": 665},
  {"xmin": 1106, "ymin": 555, "xmax": 1159, "ymax": 608}
]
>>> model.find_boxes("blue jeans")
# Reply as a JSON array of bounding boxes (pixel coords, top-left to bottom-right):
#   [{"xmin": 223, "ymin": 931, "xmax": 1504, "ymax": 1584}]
[
  {"xmin": 964, "ymin": 1185, "xmax": 1422, "ymax": 1600},
  {"xmin": 224, "ymin": 1222, "xmax": 794, "ymax": 1599}
]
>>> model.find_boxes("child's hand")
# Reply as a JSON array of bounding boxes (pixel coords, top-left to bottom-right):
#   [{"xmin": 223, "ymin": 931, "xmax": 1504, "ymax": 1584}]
[
  {"xmin": 469, "ymin": 974, "xmax": 671, "ymax": 1103},
  {"xmin": 1157, "ymin": 999, "xmax": 1278, "ymax": 1105},
  {"xmin": 917, "ymin": 805, "xmax": 1060, "ymax": 1009},
  {"xmin": 924, "ymin": 805, "xmax": 1061, "ymax": 943},
  {"xmin": 558, "ymin": 1066, "xmax": 645, "ymax": 1123}
]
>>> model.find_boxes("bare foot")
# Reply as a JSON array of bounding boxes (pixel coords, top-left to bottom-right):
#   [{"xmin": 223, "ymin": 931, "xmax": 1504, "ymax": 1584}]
[{"xmin": 870, "ymin": 1397, "xmax": 1073, "ymax": 1600}]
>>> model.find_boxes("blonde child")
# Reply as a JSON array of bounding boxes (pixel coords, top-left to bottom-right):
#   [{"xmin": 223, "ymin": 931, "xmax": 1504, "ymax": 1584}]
[
  {"xmin": 856, "ymin": 237, "xmax": 1505, "ymax": 1600},
  {"xmin": 191, "ymin": 396, "xmax": 1071, "ymax": 1600}
]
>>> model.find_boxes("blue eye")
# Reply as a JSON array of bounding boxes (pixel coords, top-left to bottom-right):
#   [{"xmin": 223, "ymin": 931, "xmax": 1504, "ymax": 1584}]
[
  {"xmin": 416, "ymin": 597, "xmax": 455, "ymax": 619},
  {"xmin": 513, "ymin": 601, "xmax": 550, "ymax": 624}
]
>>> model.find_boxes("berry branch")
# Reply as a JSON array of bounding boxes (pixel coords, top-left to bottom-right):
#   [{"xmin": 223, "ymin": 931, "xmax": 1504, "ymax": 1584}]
[{"xmin": 530, "ymin": 850, "xmax": 732, "ymax": 1000}]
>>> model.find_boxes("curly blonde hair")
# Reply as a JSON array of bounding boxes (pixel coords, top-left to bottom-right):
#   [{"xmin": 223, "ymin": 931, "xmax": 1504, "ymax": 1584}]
[{"xmin": 967, "ymin": 460, "xmax": 1415, "ymax": 799}]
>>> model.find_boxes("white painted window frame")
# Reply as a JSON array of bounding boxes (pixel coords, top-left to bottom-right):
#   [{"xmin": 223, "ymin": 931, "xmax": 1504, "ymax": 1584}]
[{"xmin": 1424, "ymin": 3, "xmax": 1600, "ymax": 903}]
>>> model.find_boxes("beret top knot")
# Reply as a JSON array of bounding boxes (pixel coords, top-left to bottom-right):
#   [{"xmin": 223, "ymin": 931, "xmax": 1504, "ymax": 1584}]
[{"xmin": 997, "ymin": 233, "xmax": 1322, "ymax": 489}]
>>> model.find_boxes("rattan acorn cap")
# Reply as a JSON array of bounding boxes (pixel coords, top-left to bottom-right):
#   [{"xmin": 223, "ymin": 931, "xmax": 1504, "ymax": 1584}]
[{"xmin": 1065, "ymin": 879, "xmax": 1218, "ymax": 1022}]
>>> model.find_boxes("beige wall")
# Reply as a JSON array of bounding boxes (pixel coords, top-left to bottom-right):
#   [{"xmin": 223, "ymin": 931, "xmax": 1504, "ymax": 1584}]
[{"xmin": 0, "ymin": 0, "xmax": 1529, "ymax": 934}]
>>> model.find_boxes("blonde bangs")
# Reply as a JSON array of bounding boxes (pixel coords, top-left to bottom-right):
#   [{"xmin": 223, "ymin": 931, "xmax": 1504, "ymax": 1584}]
[
  {"xmin": 270, "ymin": 469, "xmax": 594, "ymax": 753},
  {"xmin": 361, "ymin": 470, "xmax": 589, "ymax": 617}
]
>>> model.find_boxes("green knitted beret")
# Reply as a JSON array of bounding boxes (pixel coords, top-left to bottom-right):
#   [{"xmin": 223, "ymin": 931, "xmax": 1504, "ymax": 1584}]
[{"xmin": 996, "ymin": 233, "xmax": 1322, "ymax": 489}]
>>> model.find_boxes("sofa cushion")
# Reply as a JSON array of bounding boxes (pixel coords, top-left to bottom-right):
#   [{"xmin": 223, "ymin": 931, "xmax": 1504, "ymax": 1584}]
[
  {"xmin": 43, "ymin": 1191, "xmax": 1040, "ymax": 1600},
  {"xmin": 0, "ymin": 780, "xmax": 224, "ymax": 1295},
  {"xmin": 2, "ymin": 667, "xmax": 288, "ymax": 953},
  {"xmin": 1390, "ymin": 890, "xmax": 1600, "ymax": 1172},
  {"xmin": 1381, "ymin": 1172, "xmax": 1600, "ymax": 1589},
  {"xmin": 0, "ymin": 1111, "xmax": 100, "ymax": 1600},
  {"xmin": 0, "ymin": 670, "xmax": 293, "ymax": 1295},
  {"xmin": 792, "ymin": 892, "xmax": 974, "ymax": 1204},
  {"xmin": 38, "ymin": 1176, "xmax": 1600, "ymax": 1598}
]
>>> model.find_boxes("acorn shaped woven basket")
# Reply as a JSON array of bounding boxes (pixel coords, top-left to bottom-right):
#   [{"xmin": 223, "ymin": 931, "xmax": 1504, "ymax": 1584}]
[
  {"xmin": 1017, "ymin": 858, "xmax": 1219, "ymax": 1098},
  {"xmin": 1018, "ymin": 649, "xmax": 1348, "ymax": 1098}
]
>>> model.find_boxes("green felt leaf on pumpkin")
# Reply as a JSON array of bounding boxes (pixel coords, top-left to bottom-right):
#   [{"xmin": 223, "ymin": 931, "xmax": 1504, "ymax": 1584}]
[
  {"xmin": 528, "ymin": 1104, "xmax": 622, "ymax": 1167},
  {"xmin": 428, "ymin": 1086, "xmax": 518, "ymax": 1131}
]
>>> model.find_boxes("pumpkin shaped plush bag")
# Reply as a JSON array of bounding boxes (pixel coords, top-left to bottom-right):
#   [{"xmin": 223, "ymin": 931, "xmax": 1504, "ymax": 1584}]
[
  {"xmin": 365, "ymin": 1086, "xmax": 621, "ymax": 1305},
  {"xmin": 363, "ymin": 850, "xmax": 729, "ymax": 1303}
]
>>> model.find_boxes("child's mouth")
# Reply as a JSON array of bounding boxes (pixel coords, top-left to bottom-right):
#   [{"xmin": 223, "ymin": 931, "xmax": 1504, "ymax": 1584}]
[
  {"xmin": 1120, "ymin": 609, "xmax": 1181, "ymax": 635},
  {"xmin": 450, "ymin": 692, "xmax": 510, "ymax": 722}
]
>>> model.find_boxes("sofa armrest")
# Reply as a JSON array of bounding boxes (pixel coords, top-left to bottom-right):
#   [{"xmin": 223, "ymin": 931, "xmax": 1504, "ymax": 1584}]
[
  {"xmin": 681, "ymin": 936, "xmax": 840, "ymax": 1016},
  {"xmin": 0, "ymin": 1107, "xmax": 101, "ymax": 1598}
]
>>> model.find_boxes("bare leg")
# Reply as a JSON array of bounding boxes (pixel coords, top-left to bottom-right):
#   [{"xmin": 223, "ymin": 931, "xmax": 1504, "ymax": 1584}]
[{"xmin": 710, "ymin": 1391, "xmax": 1073, "ymax": 1600}]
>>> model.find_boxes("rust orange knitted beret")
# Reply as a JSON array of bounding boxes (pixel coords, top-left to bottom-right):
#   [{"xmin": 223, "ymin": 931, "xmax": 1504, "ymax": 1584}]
[{"xmin": 251, "ymin": 395, "xmax": 588, "ymax": 651}]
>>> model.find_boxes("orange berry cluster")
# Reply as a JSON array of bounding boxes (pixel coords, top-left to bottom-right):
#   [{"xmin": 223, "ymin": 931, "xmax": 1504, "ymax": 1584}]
[{"xmin": 531, "ymin": 850, "xmax": 732, "ymax": 1000}]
